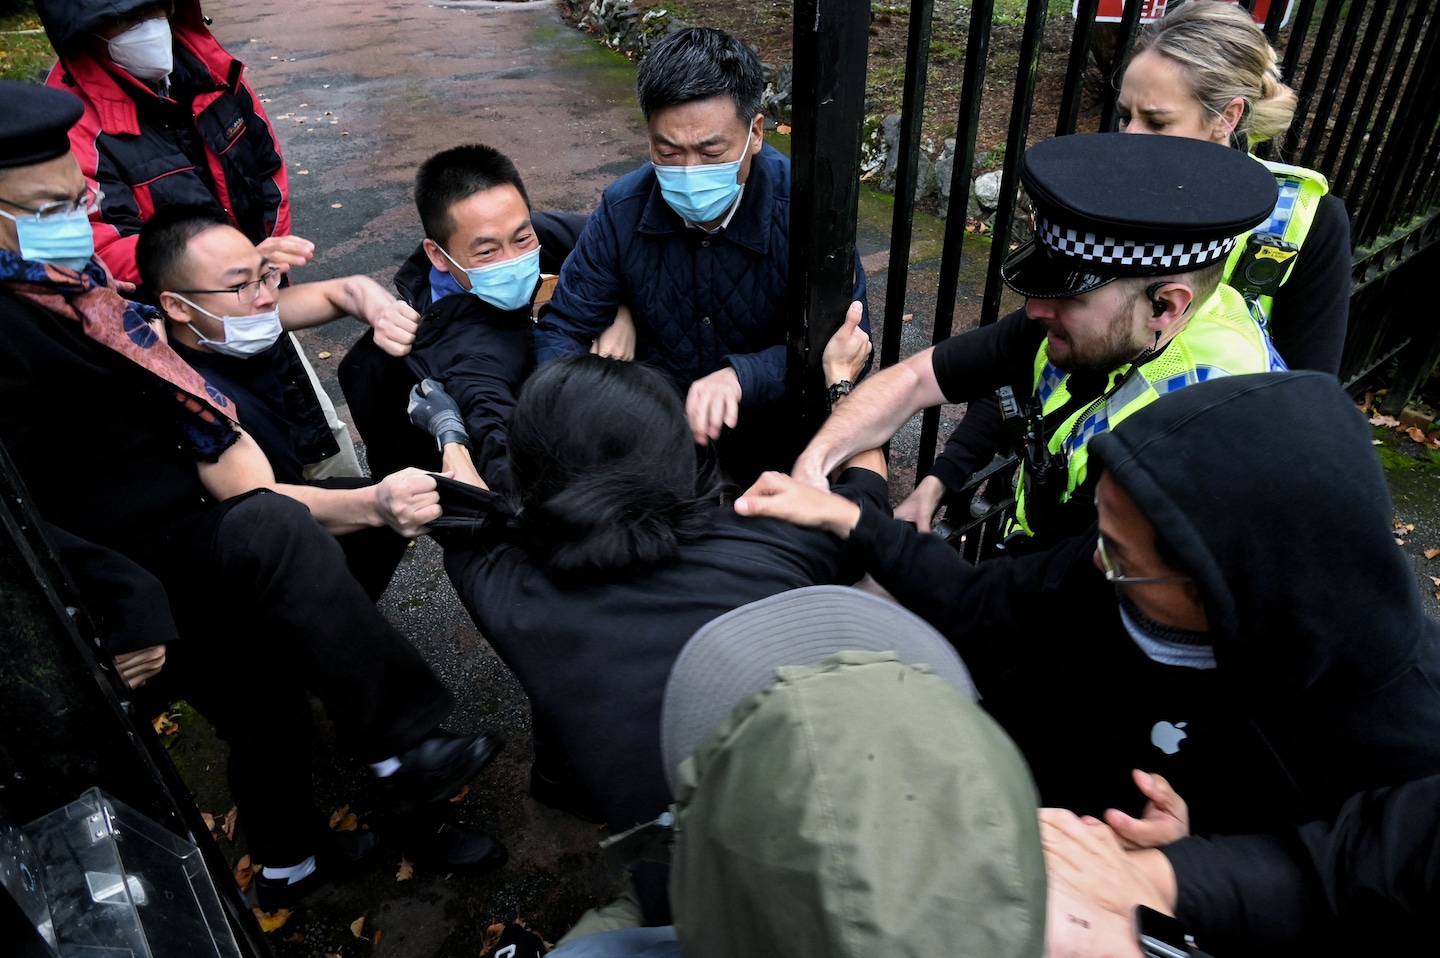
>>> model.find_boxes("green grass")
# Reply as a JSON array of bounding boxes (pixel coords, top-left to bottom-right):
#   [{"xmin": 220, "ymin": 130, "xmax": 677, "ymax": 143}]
[
  {"xmin": 0, "ymin": 5, "xmax": 53, "ymax": 83},
  {"xmin": 992, "ymin": 0, "xmax": 1073, "ymax": 25}
]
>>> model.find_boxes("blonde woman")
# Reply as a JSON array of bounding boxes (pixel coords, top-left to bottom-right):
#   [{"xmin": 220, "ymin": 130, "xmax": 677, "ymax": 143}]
[{"xmin": 1118, "ymin": 0, "xmax": 1351, "ymax": 374}]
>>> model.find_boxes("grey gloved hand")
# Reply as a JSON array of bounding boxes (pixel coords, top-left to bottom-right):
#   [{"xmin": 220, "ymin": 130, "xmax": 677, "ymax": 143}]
[{"xmin": 407, "ymin": 378, "xmax": 471, "ymax": 451}]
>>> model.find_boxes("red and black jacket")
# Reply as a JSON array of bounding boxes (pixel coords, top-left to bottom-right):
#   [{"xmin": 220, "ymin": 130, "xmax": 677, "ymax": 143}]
[{"xmin": 40, "ymin": 0, "xmax": 291, "ymax": 283}]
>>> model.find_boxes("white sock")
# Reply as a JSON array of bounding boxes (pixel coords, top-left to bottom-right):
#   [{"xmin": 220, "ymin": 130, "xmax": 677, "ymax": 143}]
[
  {"xmin": 369, "ymin": 756, "xmax": 402, "ymax": 778},
  {"xmin": 261, "ymin": 856, "xmax": 317, "ymax": 885}
]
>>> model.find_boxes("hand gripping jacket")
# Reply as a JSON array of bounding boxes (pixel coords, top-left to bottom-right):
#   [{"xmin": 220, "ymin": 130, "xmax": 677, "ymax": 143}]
[
  {"xmin": 1014, "ymin": 283, "xmax": 1287, "ymax": 537},
  {"xmin": 1223, "ymin": 160, "xmax": 1330, "ymax": 333}
]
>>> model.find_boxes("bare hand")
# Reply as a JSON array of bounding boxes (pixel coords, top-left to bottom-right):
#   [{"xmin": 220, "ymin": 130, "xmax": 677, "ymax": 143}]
[
  {"xmin": 1044, "ymin": 874, "xmax": 1145, "ymax": 958},
  {"xmin": 373, "ymin": 299, "xmax": 422, "ymax": 358},
  {"xmin": 822, "ymin": 301, "xmax": 871, "ymax": 387},
  {"xmin": 373, "ymin": 468, "xmax": 442, "ymax": 537},
  {"xmin": 686, "ymin": 366, "xmax": 742, "ymax": 445},
  {"xmin": 114, "ymin": 644, "xmax": 167, "ymax": 689},
  {"xmin": 255, "ymin": 234, "xmax": 316, "ymax": 273},
  {"xmin": 1041, "ymin": 808, "xmax": 1173, "ymax": 921},
  {"xmin": 893, "ymin": 474, "xmax": 948, "ymax": 533},
  {"xmin": 1104, "ymin": 770, "xmax": 1190, "ymax": 849},
  {"xmin": 591, "ymin": 305, "xmax": 636, "ymax": 361},
  {"xmin": 734, "ymin": 471, "xmax": 860, "ymax": 537}
]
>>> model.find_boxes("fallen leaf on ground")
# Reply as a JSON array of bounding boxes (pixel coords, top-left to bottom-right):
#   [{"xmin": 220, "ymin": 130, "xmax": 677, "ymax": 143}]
[
  {"xmin": 902, "ymin": 313, "xmax": 914, "ymax": 322},
  {"xmin": 1427, "ymin": 548, "xmax": 1440, "ymax": 560},
  {"xmin": 396, "ymin": 858, "xmax": 414, "ymax": 882},
  {"xmin": 1396, "ymin": 538, "xmax": 1406, "ymax": 546},
  {"xmin": 253, "ymin": 908, "xmax": 291, "ymax": 932},
  {"xmin": 222, "ymin": 806, "xmax": 237, "ymax": 841},
  {"xmin": 234, "ymin": 854, "xmax": 254, "ymax": 892},
  {"xmin": 330, "ymin": 203, "xmax": 343, "ymax": 208},
  {"xmin": 449, "ymin": 785, "xmax": 470, "ymax": 803},
  {"xmin": 297, "ymin": 169, "xmax": 309, "ymax": 175},
  {"xmin": 1371, "ymin": 414, "xmax": 1400, "ymax": 427},
  {"xmin": 317, "ymin": 351, "xmax": 332, "ymax": 359},
  {"xmin": 330, "ymin": 807, "xmax": 358, "ymax": 832},
  {"xmin": 150, "ymin": 712, "xmax": 179, "ymax": 735},
  {"xmin": 1430, "ymin": 576, "xmax": 1440, "ymax": 587},
  {"xmin": 350, "ymin": 916, "xmax": 365, "ymax": 938},
  {"xmin": 201, "ymin": 811, "xmax": 215, "ymax": 833}
]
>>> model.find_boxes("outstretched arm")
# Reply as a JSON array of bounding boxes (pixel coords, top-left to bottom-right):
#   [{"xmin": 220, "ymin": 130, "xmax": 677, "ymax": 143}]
[
  {"xmin": 276, "ymin": 274, "xmax": 421, "ymax": 357},
  {"xmin": 792, "ymin": 346, "xmax": 946, "ymax": 489},
  {"xmin": 198, "ymin": 430, "xmax": 439, "ymax": 537}
]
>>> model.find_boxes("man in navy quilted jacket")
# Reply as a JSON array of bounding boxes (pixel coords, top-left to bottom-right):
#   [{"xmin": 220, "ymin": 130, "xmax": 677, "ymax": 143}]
[{"xmin": 535, "ymin": 27, "xmax": 870, "ymax": 488}]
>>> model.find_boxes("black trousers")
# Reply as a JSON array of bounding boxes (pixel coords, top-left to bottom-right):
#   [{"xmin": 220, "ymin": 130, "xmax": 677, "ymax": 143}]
[{"xmin": 132, "ymin": 491, "xmax": 452, "ymax": 865}]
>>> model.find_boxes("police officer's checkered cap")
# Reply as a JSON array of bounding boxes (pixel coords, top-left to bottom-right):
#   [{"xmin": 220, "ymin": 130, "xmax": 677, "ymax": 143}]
[{"xmin": 1021, "ymin": 134, "xmax": 1277, "ymax": 274}]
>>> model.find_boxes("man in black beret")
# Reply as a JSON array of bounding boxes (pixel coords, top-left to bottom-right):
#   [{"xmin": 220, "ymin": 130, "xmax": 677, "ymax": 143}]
[
  {"xmin": 791, "ymin": 132, "xmax": 1287, "ymax": 546},
  {"xmin": 0, "ymin": 80, "xmax": 506, "ymax": 909}
]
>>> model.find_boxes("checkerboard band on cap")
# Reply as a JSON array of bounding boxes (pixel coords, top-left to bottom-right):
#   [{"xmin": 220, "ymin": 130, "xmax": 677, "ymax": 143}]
[{"xmin": 1038, "ymin": 215, "xmax": 1237, "ymax": 271}]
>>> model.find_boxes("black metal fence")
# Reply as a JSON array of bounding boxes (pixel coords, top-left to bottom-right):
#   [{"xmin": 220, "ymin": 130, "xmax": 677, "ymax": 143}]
[{"xmin": 789, "ymin": 0, "xmax": 1440, "ymax": 481}]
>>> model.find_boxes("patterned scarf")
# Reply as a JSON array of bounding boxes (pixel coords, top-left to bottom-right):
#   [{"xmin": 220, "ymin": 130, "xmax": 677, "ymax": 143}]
[{"xmin": 0, "ymin": 252, "xmax": 238, "ymax": 458}]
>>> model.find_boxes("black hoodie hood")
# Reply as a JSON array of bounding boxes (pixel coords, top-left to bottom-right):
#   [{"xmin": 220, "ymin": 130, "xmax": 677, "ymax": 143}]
[
  {"xmin": 38, "ymin": 0, "xmax": 201, "ymax": 59},
  {"xmin": 1090, "ymin": 371, "xmax": 1437, "ymax": 698}
]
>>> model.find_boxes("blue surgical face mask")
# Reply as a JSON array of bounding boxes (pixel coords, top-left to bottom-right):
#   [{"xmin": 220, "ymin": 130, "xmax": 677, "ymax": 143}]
[
  {"xmin": 437, "ymin": 244, "xmax": 541, "ymax": 312},
  {"xmin": 0, "ymin": 206, "xmax": 96, "ymax": 272},
  {"xmin": 173, "ymin": 295, "xmax": 283, "ymax": 358},
  {"xmin": 653, "ymin": 127, "xmax": 754, "ymax": 224}
]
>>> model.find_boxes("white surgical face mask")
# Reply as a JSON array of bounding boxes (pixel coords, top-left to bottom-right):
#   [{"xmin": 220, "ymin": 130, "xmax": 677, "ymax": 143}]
[
  {"xmin": 174, "ymin": 295, "xmax": 283, "ymax": 358},
  {"xmin": 107, "ymin": 18, "xmax": 174, "ymax": 83}
]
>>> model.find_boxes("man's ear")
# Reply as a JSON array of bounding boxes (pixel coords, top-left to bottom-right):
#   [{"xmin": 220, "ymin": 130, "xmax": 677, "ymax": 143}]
[
  {"xmin": 1146, "ymin": 282, "xmax": 1194, "ymax": 331},
  {"xmin": 157, "ymin": 290, "xmax": 191, "ymax": 326},
  {"xmin": 748, "ymin": 113, "xmax": 765, "ymax": 154},
  {"xmin": 422, "ymin": 237, "xmax": 453, "ymax": 275}
]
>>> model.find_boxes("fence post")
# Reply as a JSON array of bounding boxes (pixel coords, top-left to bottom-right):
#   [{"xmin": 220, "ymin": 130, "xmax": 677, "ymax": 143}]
[{"xmin": 788, "ymin": 0, "xmax": 871, "ymax": 427}]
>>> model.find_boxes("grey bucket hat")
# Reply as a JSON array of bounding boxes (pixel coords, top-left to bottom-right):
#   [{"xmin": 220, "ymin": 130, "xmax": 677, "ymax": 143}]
[{"xmin": 662, "ymin": 587, "xmax": 1045, "ymax": 958}]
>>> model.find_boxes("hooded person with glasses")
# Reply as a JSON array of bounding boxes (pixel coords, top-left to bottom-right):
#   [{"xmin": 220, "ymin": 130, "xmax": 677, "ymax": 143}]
[{"xmin": 736, "ymin": 370, "xmax": 1440, "ymax": 924}]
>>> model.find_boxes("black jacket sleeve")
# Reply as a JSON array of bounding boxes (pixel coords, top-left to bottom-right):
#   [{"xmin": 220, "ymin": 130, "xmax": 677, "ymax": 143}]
[
  {"xmin": 45, "ymin": 523, "xmax": 181, "ymax": 656},
  {"xmin": 406, "ymin": 299, "xmax": 532, "ymax": 492},
  {"xmin": 846, "ymin": 504, "xmax": 1098, "ymax": 687},
  {"xmin": 927, "ymin": 395, "xmax": 1008, "ymax": 493},
  {"xmin": 1163, "ymin": 773, "xmax": 1440, "ymax": 956},
  {"xmin": 1268, "ymin": 193, "xmax": 1351, "ymax": 375}
]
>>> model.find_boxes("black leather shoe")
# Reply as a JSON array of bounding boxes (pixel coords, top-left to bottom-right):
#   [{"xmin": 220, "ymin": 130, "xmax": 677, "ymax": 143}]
[
  {"xmin": 401, "ymin": 818, "xmax": 507, "ymax": 875},
  {"xmin": 254, "ymin": 829, "xmax": 381, "ymax": 912},
  {"xmin": 376, "ymin": 731, "xmax": 503, "ymax": 812}
]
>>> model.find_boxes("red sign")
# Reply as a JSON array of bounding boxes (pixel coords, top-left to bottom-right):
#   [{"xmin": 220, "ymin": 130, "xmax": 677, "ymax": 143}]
[{"xmin": 1080, "ymin": 0, "xmax": 1293, "ymax": 28}]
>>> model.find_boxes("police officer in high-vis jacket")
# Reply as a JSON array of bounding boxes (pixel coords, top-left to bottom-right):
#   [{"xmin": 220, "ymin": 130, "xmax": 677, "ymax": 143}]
[{"xmin": 791, "ymin": 132, "xmax": 1285, "ymax": 547}]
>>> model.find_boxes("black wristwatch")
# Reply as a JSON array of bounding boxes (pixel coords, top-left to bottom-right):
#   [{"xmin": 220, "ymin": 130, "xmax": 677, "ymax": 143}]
[
  {"xmin": 1136, "ymin": 906, "xmax": 1193, "ymax": 958},
  {"xmin": 826, "ymin": 379, "xmax": 854, "ymax": 410}
]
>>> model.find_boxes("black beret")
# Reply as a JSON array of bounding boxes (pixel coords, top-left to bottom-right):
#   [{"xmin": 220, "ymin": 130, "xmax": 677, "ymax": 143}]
[
  {"xmin": 1002, "ymin": 133, "xmax": 1279, "ymax": 299},
  {"xmin": 0, "ymin": 81, "xmax": 85, "ymax": 171}
]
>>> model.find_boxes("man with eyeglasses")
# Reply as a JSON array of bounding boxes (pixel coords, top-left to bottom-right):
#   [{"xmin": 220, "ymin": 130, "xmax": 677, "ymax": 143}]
[
  {"xmin": 135, "ymin": 205, "xmax": 437, "ymax": 598},
  {"xmin": 0, "ymin": 81, "xmax": 509, "ymax": 909},
  {"xmin": 36, "ymin": 0, "xmax": 388, "ymax": 483},
  {"xmin": 734, "ymin": 371, "xmax": 1440, "ymax": 910}
]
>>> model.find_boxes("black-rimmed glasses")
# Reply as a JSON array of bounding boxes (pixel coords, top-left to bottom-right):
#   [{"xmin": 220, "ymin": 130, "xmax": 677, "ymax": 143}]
[{"xmin": 171, "ymin": 266, "xmax": 283, "ymax": 307}]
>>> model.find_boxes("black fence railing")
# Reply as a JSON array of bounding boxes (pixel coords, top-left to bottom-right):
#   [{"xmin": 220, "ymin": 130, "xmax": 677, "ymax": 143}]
[{"xmin": 789, "ymin": 0, "xmax": 1440, "ymax": 487}]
